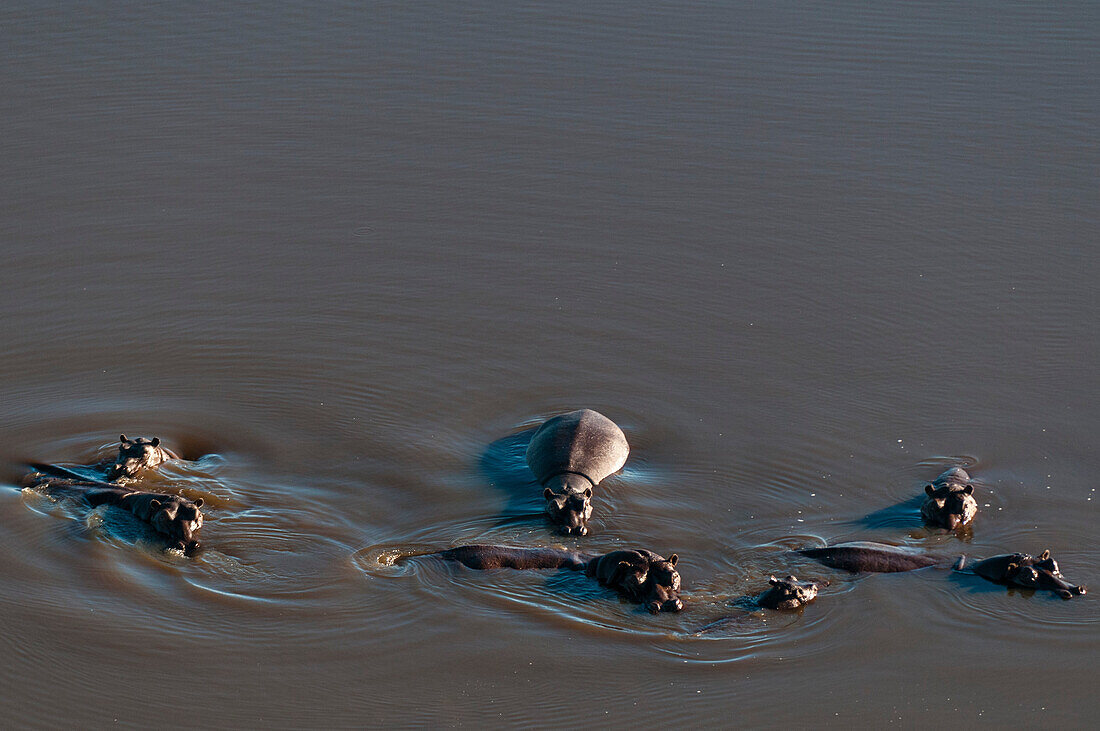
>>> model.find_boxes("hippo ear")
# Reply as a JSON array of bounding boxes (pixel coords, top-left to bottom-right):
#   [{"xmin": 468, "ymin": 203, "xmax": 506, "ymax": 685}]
[
  {"xmin": 193, "ymin": 498, "xmax": 204, "ymax": 508},
  {"xmin": 1040, "ymin": 549, "xmax": 1050, "ymax": 560},
  {"xmin": 149, "ymin": 499, "xmax": 161, "ymax": 510},
  {"xmin": 924, "ymin": 484, "xmax": 936, "ymax": 497},
  {"xmin": 963, "ymin": 484, "xmax": 974, "ymax": 495},
  {"xmin": 668, "ymin": 553, "xmax": 678, "ymax": 566},
  {"xmin": 1006, "ymin": 562, "xmax": 1019, "ymax": 574},
  {"xmin": 120, "ymin": 434, "xmax": 129, "ymax": 444},
  {"xmin": 768, "ymin": 575, "xmax": 779, "ymax": 585},
  {"xmin": 543, "ymin": 487, "xmax": 554, "ymax": 500},
  {"xmin": 583, "ymin": 487, "xmax": 593, "ymax": 499},
  {"xmin": 151, "ymin": 437, "xmax": 160, "ymax": 447}
]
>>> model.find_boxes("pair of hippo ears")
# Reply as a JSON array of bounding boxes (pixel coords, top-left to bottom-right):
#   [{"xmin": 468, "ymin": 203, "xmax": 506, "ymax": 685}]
[
  {"xmin": 148, "ymin": 497, "xmax": 203, "ymax": 510},
  {"xmin": 120, "ymin": 435, "xmax": 160, "ymax": 447},
  {"xmin": 925, "ymin": 483, "xmax": 974, "ymax": 496},
  {"xmin": 543, "ymin": 487, "xmax": 592, "ymax": 500},
  {"xmin": 769, "ymin": 575, "xmax": 798, "ymax": 585}
]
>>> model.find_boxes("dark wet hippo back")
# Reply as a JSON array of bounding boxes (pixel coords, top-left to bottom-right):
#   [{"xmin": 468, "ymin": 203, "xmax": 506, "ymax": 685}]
[
  {"xmin": 525, "ymin": 409, "xmax": 629, "ymax": 488},
  {"xmin": 799, "ymin": 541, "xmax": 937, "ymax": 573},
  {"xmin": 434, "ymin": 545, "xmax": 588, "ymax": 571}
]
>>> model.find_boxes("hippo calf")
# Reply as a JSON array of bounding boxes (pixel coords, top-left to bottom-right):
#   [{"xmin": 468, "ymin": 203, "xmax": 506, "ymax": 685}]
[
  {"xmin": 525, "ymin": 409, "xmax": 629, "ymax": 536},
  {"xmin": 798, "ymin": 541, "xmax": 937, "ymax": 573},
  {"xmin": 921, "ymin": 467, "xmax": 978, "ymax": 530},
  {"xmin": 108, "ymin": 435, "xmax": 180, "ymax": 480},
  {"xmin": 956, "ymin": 550, "xmax": 1086, "ymax": 600},
  {"xmin": 422, "ymin": 544, "xmax": 683, "ymax": 614},
  {"xmin": 757, "ymin": 575, "xmax": 826, "ymax": 610},
  {"xmin": 84, "ymin": 488, "xmax": 204, "ymax": 556}
]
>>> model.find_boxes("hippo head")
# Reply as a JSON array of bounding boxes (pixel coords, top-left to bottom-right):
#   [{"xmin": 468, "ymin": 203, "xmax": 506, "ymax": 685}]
[
  {"xmin": 108, "ymin": 435, "xmax": 174, "ymax": 480},
  {"xmin": 1011, "ymin": 550, "xmax": 1087, "ymax": 600},
  {"xmin": 760, "ymin": 575, "xmax": 824, "ymax": 610},
  {"xmin": 148, "ymin": 497, "xmax": 204, "ymax": 556},
  {"xmin": 543, "ymin": 487, "xmax": 593, "ymax": 536},
  {"xmin": 923, "ymin": 482, "xmax": 977, "ymax": 530},
  {"xmin": 642, "ymin": 554, "xmax": 683, "ymax": 614}
]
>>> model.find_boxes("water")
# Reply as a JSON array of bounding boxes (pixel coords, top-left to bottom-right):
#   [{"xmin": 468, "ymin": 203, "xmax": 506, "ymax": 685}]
[{"xmin": 1, "ymin": 1, "xmax": 1097, "ymax": 726}]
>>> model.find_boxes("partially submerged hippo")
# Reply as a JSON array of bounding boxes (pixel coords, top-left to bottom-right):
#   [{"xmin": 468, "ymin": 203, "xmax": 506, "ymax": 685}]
[
  {"xmin": 921, "ymin": 467, "xmax": 978, "ymax": 530},
  {"xmin": 421, "ymin": 544, "xmax": 683, "ymax": 613},
  {"xmin": 84, "ymin": 488, "xmax": 204, "ymax": 556},
  {"xmin": 525, "ymin": 409, "xmax": 629, "ymax": 536},
  {"xmin": 757, "ymin": 574, "xmax": 826, "ymax": 610},
  {"xmin": 798, "ymin": 541, "xmax": 937, "ymax": 573},
  {"xmin": 586, "ymin": 549, "xmax": 683, "ymax": 614},
  {"xmin": 956, "ymin": 550, "xmax": 1086, "ymax": 600},
  {"xmin": 25, "ymin": 468, "xmax": 204, "ymax": 556},
  {"xmin": 108, "ymin": 435, "xmax": 179, "ymax": 480}
]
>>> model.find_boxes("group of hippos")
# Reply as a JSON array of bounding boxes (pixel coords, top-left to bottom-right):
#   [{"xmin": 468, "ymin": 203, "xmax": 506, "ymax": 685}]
[{"xmin": 21, "ymin": 409, "xmax": 1086, "ymax": 621}]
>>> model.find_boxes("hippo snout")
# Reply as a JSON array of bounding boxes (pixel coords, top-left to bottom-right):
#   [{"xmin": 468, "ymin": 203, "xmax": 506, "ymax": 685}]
[
  {"xmin": 183, "ymin": 540, "xmax": 201, "ymax": 557},
  {"xmin": 647, "ymin": 597, "xmax": 684, "ymax": 614},
  {"xmin": 559, "ymin": 524, "xmax": 588, "ymax": 537}
]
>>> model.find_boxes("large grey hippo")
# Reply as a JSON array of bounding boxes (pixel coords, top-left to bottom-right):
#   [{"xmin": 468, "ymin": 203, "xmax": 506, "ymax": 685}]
[{"xmin": 525, "ymin": 409, "xmax": 629, "ymax": 536}]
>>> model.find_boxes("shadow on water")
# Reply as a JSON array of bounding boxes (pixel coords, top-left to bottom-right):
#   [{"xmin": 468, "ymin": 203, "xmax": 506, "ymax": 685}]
[
  {"xmin": 477, "ymin": 426, "xmax": 546, "ymax": 528},
  {"xmin": 855, "ymin": 493, "xmax": 926, "ymax": 530}
]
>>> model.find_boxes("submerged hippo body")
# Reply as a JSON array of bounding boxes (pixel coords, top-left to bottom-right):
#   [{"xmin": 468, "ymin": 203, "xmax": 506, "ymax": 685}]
[
  {"xmin": 799, "ymin": 541, "xmax": 937, "ymax": 573},
  {"xmin": 525, "ymin": 409, "xmax": 629, "ymax": 536},
  {"xmin": 957, "ymin": 550, "xmax": 1086, "ymax": 600},
  {"xmin": 108, "ymin": 435, "xmax": 180, "ymax": 480},
  {"xmin": 757, "ymin": 575, "xmax": 825, "ymax": 610},
  {"xmin": 422, "ymin": 544, "xmax": 683, "ymax": 614},
  {"xmin": 920, "ymin": 467, "xmax": 978, "ymax": 530}
]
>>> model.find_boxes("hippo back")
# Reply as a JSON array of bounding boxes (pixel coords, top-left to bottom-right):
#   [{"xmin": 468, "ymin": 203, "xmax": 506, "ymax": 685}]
[{"xmin": 525, "ymin": 409, "xmax": 629, "ymax": 486}]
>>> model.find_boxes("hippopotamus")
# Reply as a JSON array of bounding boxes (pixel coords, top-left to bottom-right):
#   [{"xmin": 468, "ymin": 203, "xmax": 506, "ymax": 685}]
[
  {"xmin": 757, "ymin": 574, "xmax": 826, "ymax": 610},
  {"xmin": 585, "ymin": 549, "xmax": 683, "ymax": 614},
  {"xmin": 525, "ymin": 409, "xmax": 629, "ymax": 536},
  {"xmin": 24, "ymin": 467, "xmax": 204, "ymax": 556},
  {"xmin": 798, "ymin": 541, "xmax": 937, "ymax": 573},
  {"xmin": 419, "ymin": 544, "xmax": 683, "ymax": 613},
  {"xmin": 956, "ymin": 550, "xmax": 1087, "ymax": 600},
  {"xmin": 107, "ymin": 435, "xmax": 180, "ymax": 480},
  {"xmin": 920, "ymin": 467, "xmax": 978, "ymax": 530},
  {"xmin": 83, "ymin": 488, "xmax": 204, "ymax": 556}
]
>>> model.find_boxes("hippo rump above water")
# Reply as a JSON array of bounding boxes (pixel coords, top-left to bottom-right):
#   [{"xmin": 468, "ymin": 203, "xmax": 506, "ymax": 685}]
[
  {"xmin": 417, "ymin": 544, "xmax": 683, "ymax": 613},
  {"xmin": 525, "ymin": 409, "xmax": 629, "ymax": 536},
  {"xmin": 921, "ymin": 467, "xmax": 978, "ymax": 530},
  {"xmin": 798, "ymin": 541, "xmax": 939, "ymax": 573}
]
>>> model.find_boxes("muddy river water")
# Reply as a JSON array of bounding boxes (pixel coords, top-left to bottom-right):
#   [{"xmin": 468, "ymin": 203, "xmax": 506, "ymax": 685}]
[{"xmin": 1, "ymin": 1, "xmax": 1096, "ymax": 727}]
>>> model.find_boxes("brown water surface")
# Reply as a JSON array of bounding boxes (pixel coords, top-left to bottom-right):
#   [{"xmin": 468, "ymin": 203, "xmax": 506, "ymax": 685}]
[{"xmin": 1, "ymin": 1, "xmax": 1097, "ymax": 727}]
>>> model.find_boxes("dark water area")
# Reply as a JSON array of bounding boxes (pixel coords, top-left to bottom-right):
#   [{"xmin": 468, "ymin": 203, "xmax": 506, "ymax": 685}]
[{"xmin": 1, "ymin": 1, "xmax": 1097, "ymax": 726}]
